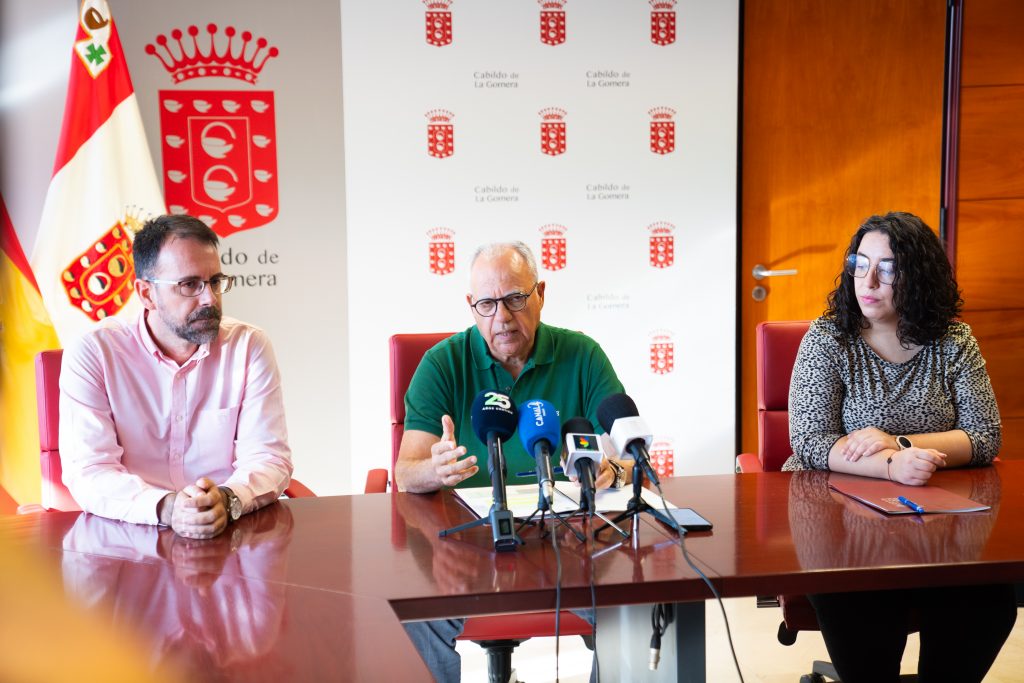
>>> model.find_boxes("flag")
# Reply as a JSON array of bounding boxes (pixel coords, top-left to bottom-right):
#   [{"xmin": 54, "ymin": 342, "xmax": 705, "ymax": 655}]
[
  {"xmin": 31, "ymin": 0, "xmax": 165, "ymax": 343},
  {"xmin": 0, "ymin": 195, "xmax": 61, "ymax": 506}
]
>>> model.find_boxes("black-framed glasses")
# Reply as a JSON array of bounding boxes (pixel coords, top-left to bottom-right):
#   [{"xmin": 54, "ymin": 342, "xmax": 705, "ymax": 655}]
[
  {"xmin": 845, "ymin": 254, "xmax": 896, "ymax": 285},
  {"xmin": 469, "ymin": 283, "xmax": 538, "ymax": 317},
  {"xmin": 145, "ymin": 275, "xmax": 234, "ymax": 297}
]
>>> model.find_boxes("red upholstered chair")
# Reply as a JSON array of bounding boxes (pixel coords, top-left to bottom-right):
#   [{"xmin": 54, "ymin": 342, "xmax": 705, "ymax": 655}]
[
  {"xmin": 34, "ymin": 349, "xmax": 315, "ymax": 512},
  {"xmin": 365, "ymin": 333, "xmax": 593, "ymax": 682}
]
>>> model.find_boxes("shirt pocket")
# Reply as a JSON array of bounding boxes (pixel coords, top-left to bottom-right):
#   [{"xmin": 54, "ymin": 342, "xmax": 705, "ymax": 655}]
[{"xmin": 193, "ymin": 405, "xmax": 240, "ymax": 462}]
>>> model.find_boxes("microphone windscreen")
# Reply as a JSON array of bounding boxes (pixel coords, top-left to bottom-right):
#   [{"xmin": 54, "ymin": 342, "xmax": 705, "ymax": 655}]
[
  {"xmin": 596, "ymin": 393, "xmax": 639, "ymax": 433},
  {"xmin": 517, "ymin": 399, "xmax": 561, "ymax": 457},
  {"xmin": 561, "ymin": 417, "xmax": 595, "ymax": 443},
  {"xmin": 471, "ymin": 390, "xmax": 518, "ymax": 443}
]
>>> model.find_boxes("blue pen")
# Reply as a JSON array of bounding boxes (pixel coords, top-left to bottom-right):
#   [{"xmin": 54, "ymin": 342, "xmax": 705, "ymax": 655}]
[{"xmin": 898, "ymin": 496, "xmax": 925, "ymax": 514}]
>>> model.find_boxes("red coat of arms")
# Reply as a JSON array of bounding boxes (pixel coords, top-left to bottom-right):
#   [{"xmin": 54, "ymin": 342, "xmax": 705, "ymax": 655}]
[
  {"xmin": 650, "ymin": 1, "xmax": 677, "ymax": 46},
  {"xmin": 427, "ymin": 228, "xmax": 456, "ymax": 275},
  {"xmin": 426, "ymin": 109, "xmax": 455, "ymax": 158},
  {"xmin": 650, "ymin": 331, "xmax": 675, "ymax": 374},
  {"xmin": 650, "ymin": 440, "xmax": 675, "ymax": 478},
  {"xmin": 61, "ymin": 219, "xmax": 137, "ymax": 323},
  {"xmin": 648, "ymin": 221, "xmax": 675, "ymax": 268},
  {"xmin": 539, "ymin": 224, "xmax": 567, "ymax": 271},
  {"xmin": 539, "ymin": 107, "xmax": 567, "ymax": 156},
  {"xmin": 424, "ymin": 0, "xmax": 453, "ymax": 47},
  {"xmin": 147, "ymin": 25, "xmax": 280, "ymax": 237},
  {"xmin": 539, "ymin": 0, "xmax": 567, "ymax": 45},
  {"xmin": 649, "ymin": 107, "xmax": 676, "ymax": 155}
]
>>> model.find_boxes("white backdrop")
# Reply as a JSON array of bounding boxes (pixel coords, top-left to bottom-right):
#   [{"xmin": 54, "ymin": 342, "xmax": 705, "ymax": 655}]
[{"xmin": 341, "ymin": 0, "xmax": 739, "ymax": 482}]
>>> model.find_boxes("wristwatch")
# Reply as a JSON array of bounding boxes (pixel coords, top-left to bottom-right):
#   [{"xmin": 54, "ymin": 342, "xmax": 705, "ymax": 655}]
[
  {"xmin": 607, "ymin": 459, "xmax": 627, "ymax": 489},
  {"xmin": 896, "ymin": 435, "xmax": 913, "ymax": 450},
  {"xmin": 218, "ymin": 486, "xmax": 242, "ymax": 523}
]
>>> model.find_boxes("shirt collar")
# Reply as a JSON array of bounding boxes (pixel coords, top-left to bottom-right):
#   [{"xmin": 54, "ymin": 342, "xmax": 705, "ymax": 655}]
[
  {"xmin": 469, "ymin": 322, "xmax": 553, "ymax": 371},
  {"xmin": 138, "ymin": 310, "xmax": 211, "ymax": 364}
]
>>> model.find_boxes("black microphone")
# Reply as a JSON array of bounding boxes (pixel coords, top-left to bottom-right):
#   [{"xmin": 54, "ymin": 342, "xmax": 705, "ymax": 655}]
[
  {"xmin": 517, "ymin": 399, "xmax": 561, "ymax": 509},
  {"xmin": 561, "ymin": 417, "xmax": 601, "ymax": 514},
  {"xmin": 597, "ymin": 393, "xmax": 661, "ymax": 487},
  {"xmin": 470, "ymin": 390, "xmax": 519, "ymax": 551}
]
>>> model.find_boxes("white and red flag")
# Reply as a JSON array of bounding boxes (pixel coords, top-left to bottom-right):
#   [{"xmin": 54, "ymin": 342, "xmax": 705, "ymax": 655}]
[{"xmin": 31, "ymin": 0, "xmax": 165, "ymax": 343}]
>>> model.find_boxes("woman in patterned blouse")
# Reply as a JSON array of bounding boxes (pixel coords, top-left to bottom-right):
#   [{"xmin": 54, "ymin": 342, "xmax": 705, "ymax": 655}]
[{"xmin": 787, "ymin": 212, "xmax": 1016, "ymax": 683}]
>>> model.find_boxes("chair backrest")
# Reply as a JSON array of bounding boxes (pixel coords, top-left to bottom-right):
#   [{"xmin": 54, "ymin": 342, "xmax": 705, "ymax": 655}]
[
  {"xmin": 755, "ymin": 321, "xmax": 810, "ymax": 472},
  {"xmin": 389, "ymin": 333, "xmax": 455, "ymax": 475},
  {"xmin": 35, "ymin": 349, "xmax": 81, "ymax": 511}
]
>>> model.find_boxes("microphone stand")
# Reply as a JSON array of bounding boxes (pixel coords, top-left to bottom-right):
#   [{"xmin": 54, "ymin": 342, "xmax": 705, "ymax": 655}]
[
  {"xmin": 595, "ymin": 461, "xmax": 666, "ymax": 544},
  {"xmin": 517, "ymin": 485, "xmax": 586, "ymax": 543},
  {"xmin": 439, "ymin": 433, "xmax": 523, "ymax": 551}
]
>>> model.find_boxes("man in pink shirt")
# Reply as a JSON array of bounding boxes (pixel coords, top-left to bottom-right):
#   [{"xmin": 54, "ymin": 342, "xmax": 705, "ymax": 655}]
[{"xmin": 59, "ymin": 214, "xmax": 292, "ymax": 539}]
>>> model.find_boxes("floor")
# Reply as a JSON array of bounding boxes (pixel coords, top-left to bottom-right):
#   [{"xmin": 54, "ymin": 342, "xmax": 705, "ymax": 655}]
[{"xmin": 457, "ymin": 596, "xmax": 1024, "ymax": 682}]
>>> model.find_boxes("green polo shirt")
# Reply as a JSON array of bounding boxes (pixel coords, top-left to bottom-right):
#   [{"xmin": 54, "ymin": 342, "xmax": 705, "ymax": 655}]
[{"xmin": 404, "ymin": 323, "xmax": 625, "ymax": 489}]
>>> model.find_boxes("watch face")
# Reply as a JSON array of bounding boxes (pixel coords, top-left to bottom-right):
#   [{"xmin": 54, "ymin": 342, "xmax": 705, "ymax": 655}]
[{"xmin": 897, "ymin": 435, "xmax": 913, "ymax": 450}]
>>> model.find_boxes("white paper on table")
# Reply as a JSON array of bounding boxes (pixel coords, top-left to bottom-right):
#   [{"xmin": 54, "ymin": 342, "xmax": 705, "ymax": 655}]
[{"xmin": 453, "ymin": 482, "xmax": 677, "ymax": 520}]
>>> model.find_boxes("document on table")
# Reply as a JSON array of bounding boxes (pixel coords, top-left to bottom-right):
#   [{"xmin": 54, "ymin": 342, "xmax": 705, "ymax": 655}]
[
  {"xmin": 828, "ymin": 473, "xmax": 990, "ymax": 515},
  {"xmin": 452, "ymin": 482, "xmax": 677, "ymax": 520}
]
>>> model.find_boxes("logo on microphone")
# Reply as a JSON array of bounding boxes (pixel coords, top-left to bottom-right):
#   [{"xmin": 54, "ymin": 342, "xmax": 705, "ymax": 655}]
[
  {"xmin": 148, "ymin": 23, "xmax": 280, "ymax": 236},
  {"xmin": 649, "ymin": 107, "xmax": 676, "ymax": 155},
  {"xmin": 650, "ymin": 0, "xmax": 677, "ymax": 46},
  {"xmin": 539, "ymin": 224, "xmax": 567, "ymax": 271},
  {"xmin": 426, "ymin": 109, "xmax": 455, "ymax": 158},
  {"xmin": 651, "ymin": 439, "xmax": 675, "ymax": 478},
  {"xmin": 483, "ymin": 391, "xmax": 513, "ymax": 410},
  {"xmin": 424, "ymin": 0, "xmax": 454, "ymax": 47},
  {"xmin": 527, "ymin": 399, "xmax": 547, "ymax": 426},
  {"xmin": 650, "ymin": 329, "xmax": 675, "ymax": 374},
  {"xmin": 539, "ymin": 107, "xmax": 567, "ymax": 156},
  {"xmin": 427, "ymin": 228, "xmax": 456, "ymax": 275},
  {"xmin": 648, "ymin": 221, "xmax": 675, "ymax": 268},
  {"xmin": 539, "ymin": 0, "xmax": 567, "ymax": 45}
]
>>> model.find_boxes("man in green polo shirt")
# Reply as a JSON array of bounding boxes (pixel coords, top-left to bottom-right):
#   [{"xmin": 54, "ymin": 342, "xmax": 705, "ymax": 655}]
[{"xmin": 397, "ymin": 241, "xmax": 627, "ymax": 682}]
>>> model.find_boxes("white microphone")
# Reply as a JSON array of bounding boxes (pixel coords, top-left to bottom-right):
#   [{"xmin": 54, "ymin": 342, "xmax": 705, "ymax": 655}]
[
  {"xmin": 561, "ymin": 417, "xmax": 602, "ymax": 514},
  {"xmin": 597, "ymin": 393, "xmax": 661, "ymax": 486}
]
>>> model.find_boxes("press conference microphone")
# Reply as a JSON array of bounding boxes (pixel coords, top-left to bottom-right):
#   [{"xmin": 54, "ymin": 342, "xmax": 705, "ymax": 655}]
[
  {"xmin": 597, "ymin": 393, "xmax": 661, "ymax": 487},
  {"xmin": 561, "ymin": 417, "xmax": 601, "ymax": 514},
  {"xmin": 518, "ymin": 399, "xmax": 560, "ymax": 509},
  {"xmin": 471, "ymin": 390, "xmax": 519, "ymax": 551}
]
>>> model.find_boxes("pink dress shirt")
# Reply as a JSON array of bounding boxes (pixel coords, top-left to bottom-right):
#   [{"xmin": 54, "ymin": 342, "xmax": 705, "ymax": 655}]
[{"xmin": 59, "ymin": 312, "xmax": 292, "ymax": 524}]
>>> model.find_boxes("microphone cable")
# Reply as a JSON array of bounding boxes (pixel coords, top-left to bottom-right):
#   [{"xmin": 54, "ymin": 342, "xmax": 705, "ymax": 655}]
[
  {"xmin": 550, "ymin": 508, "xmax": 563, "ymax": 683},
  {"xmin": 587, "ymin": 510, "xmax": 600, "ymax": 682},
  {"xmin": 651, "ymin": 479, "xmax": 745, "ymax": 683}
]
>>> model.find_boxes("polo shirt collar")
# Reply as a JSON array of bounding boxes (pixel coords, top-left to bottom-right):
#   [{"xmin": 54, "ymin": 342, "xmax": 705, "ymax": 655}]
[{"xmin": 469, "ymin": 322, "xmax": 553, "ymax": 371}]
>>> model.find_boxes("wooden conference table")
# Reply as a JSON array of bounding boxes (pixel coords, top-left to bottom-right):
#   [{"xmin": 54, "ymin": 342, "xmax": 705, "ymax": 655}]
[{"xmin": 1, "ymin": 461, "xmax": 1022, "ymax": 682}]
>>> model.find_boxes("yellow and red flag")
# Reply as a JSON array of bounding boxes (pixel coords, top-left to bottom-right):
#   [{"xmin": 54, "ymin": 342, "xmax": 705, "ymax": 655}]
[
  {"xmin": 31, "ymin": 0, "xmax": 165, "ymax": 343},
  {"xmin": 0, "ymin": 196, "xmax": 60, "ymax": 506}
]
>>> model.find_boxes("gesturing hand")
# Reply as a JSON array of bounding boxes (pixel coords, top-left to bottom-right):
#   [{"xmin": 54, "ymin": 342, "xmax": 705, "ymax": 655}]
[{"xmin": 431, "ymin": 415, "xmax": 478, "ymax": 487}]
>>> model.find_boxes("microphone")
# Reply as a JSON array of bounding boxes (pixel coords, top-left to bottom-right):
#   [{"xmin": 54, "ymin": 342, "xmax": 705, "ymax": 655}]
[
  {"xmin": 597, "ymin": 393, "xmax": 661, "ymax": 487},
  {"xmin": 471, "ymin": 390, "xmax": 519, "ymax": 551},
  {"xmin": 517, "ymin": 399, "xmax": 561, "ymax": 509},
  {"xmin": 561, "ymin": 417, "xmax": 601, "ymax": 514}
]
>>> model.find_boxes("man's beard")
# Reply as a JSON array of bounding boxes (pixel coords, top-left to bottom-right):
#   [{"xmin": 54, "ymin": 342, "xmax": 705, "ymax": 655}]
[{"xmin": 167, "ymin": 306, "xmax": 222, "ymax": 345}]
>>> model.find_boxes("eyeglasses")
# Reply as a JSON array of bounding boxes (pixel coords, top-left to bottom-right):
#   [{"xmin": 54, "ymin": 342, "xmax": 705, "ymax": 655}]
[
  {"xmin": 469, "ymin": 283, "xmax": 538, "ymax": 317},
  {"xmin": 845, "ymin": 254, "xmax": 896, "ymax": 285},
  {"xmin": 144, "ymin": 275, "xmax": 234, "ymax": 297}
]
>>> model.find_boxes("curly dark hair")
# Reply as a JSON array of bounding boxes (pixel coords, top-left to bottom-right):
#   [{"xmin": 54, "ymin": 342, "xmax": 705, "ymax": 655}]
[
  {"xmin": 825, "ymin": 211, "xmax": 963, "ymax": 346},
  {"xmin": 132, "ymin": 214, "xmax": 219, "ymax": 280}
]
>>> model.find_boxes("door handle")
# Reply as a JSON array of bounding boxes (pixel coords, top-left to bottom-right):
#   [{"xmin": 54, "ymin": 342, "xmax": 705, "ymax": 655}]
[{"xmin": 752, "ymin": 264, "xmax": 798, "ymax": 280}]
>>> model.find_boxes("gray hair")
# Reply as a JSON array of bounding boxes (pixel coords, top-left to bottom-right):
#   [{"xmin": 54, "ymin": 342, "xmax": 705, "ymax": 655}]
[{"xmin": 470, "ymin": 241, "xmax": 538, "ymax": 282}]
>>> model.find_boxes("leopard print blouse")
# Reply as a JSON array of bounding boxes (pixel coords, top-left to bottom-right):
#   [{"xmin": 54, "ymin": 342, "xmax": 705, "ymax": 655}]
[{"xmin": 782, "ymin": 316, "xmax": 1002, "ymax": 471}]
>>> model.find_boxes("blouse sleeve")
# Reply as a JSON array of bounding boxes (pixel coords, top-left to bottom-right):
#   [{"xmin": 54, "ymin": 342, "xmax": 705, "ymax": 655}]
[
  {"xmin": 948, "ymin": 327, "xmax": 1002, "ymax": 464},
  {"xmin": 789, "ymin": 320, "xmax": 847, "ymax": 470}
]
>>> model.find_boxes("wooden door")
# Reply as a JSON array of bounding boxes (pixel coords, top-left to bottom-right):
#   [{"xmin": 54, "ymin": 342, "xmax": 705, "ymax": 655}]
[{"xmin": 739, "ymin": 1, "xmax": 947, "ymax": 456}]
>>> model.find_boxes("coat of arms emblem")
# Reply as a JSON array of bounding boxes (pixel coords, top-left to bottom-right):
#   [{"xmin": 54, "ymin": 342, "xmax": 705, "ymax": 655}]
[
  {"xmin": 650, "ymin": 330, "xmax": 675, "ymax": 375},
  {"xmin": 539, "ymin": 107, "xmax": 567, "ymax": 156},
  {"xmin": 648, "ymin": 221, "xmax": 675, "ymax": 268},
  {"xmin": 649, "ymin": 107, "xmax": 676, "ymax": 155},
  {"xmin": 539, "ymin": 224, "xmax": 567, "ymax": 271},
  {"xmin": 426, "ymin": 109, "xmax": 455, "ymax": 158},
  {"xmin": 427, "ymin": 228, "xmax": 456, "ymax": 276},
  {"xmin": 61, "ymin": 217, "xmax": 138, "ymax": 323},
  {"xmin": 147, "ymin": 24, "xmax": 280, "ymax": 237},
  {"xmin": 650, "ymin": 0, "xmax": 677, "ymax": 46},
  {"xmin": 539, "ymin": 0, "xmax": 567, "ymax": 46},
  {"xmin": 650, "ymin": 440, "xmax": 675, "ymax": 478},
  {"xmin": 423, "ymin": 0, "xmax": 453, "ymax": 47}
]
